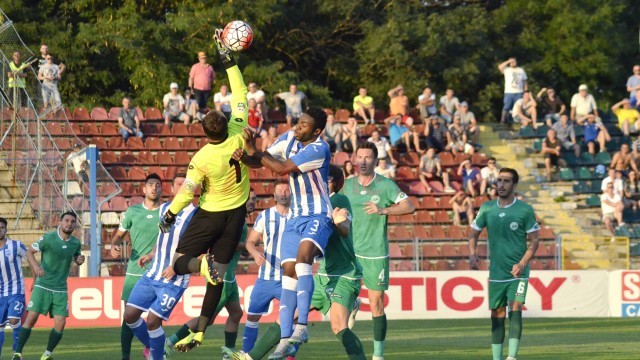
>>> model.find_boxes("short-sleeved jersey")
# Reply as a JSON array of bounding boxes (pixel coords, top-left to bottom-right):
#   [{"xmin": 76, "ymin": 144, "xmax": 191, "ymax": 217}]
[
  {"xmin": 0, "ymin": 239, "xmax": 27, "ymax": 296},
  {"xmin": 224, "ymin": 224, "xmax": 248, "ymax": 283},
  {"xmin": 318, "ymin": 193, "xmax": 362, "ymax": 279},
  {"xmin": 253, "ymin": 206, "xmax": 289, "ymax": 281},
  {"xmin": 31, "ymin": 231, "xmax": 81, "ymax": 291},
  {"xmin": 353, "ymin": 95, "xmax": 373, "ymax": 111},
  {"xmin": 471, "ymin": 198, "xmax": 540, "ymax": 281},
  {"xmin": 145, "ymin": 202, "xmax": 197, "ymax": 288},
  {"xmin": 170, "ymin": 64, "xmax": 249, "ymax": 215},
  {"xmin": 119, "ymin": 203, "xmax": 161, "ymax": 276},
  {"xmin": 267, "ymin": 131, "xmax": 332, "ymax": 218},
  {"xmin": 340, "ymin": 174, "xmax": 408, "ymax": 258},
  {"xmin": 503, "ymin": 67, "xmax": 527, "ymax": 94}
]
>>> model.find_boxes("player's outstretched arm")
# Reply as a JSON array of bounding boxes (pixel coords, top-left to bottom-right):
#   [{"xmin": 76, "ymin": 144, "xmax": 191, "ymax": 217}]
[
  {"xmin": 364, "ymin": 197, "xmax": 415, "ymax": 216},
  {"xmin": 242, "ymin": 128, "xmax": 299, "ymax": 175}
]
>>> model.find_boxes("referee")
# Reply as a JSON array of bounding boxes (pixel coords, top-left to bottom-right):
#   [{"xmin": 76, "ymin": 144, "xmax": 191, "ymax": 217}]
[{"xmin": 159, "ymin": 29, "xmax": 249, "ymax": 350}]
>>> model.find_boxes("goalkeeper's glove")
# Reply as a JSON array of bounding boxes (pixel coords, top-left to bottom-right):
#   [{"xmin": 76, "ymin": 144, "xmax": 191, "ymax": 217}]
[
  {"xmin": 159, "ymin": 210, "xmax": 177, "ymax": 233},
  {"xmin": 213, "ymin": 29, "xmax": 234, "ymax": 66}
]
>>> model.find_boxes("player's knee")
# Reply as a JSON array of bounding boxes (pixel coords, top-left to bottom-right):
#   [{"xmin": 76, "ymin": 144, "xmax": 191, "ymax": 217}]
[
  {"xmin": 295, "ymin": 263, "xmax": 313, "ymax": 278},
  {"xmin": 122, "ymin": 310, "xmax": 139, "ymax": 325},
  {"xmin": 247, "ymin": 315, "xmax": 261, "ymax": 323},
  {"xmin": 146, "ymin": 317, "xmax": 162, "ymax": 331},
  {"xmin": 331, "ymin": 323, "xmax": 347, "ymax": 335},
  {"xmin": 9, "ymin": 318, "xmax": 20, "ymax": 327}
]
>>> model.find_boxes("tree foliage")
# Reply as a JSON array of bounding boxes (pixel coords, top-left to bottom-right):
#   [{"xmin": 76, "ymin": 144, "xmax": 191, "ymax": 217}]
[{"xmin": 3, "ymin": 0, "xmax": 638, "ymax": 120}]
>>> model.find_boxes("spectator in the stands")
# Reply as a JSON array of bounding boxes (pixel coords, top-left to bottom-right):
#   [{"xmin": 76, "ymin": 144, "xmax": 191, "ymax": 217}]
[
  {"xmin": 512, "ymin": 91, "xmax": 538, "ymax": 129},
  {"xmin": 388, "ymin": 85, "xmax": 409, "ymax": 116},
  {"xmin": 214, "ymin": 84, "xmax": 232, "ymax": 120},
  {"xmin": 601, "ymin": 168, "xmax": 624, "ymax": 196},
  {"xmin": 8, "ymin": 51, "xmax": 30, "ymax": 106},
  {"xmin": 610, "ymin": 143, "xmax": 639, "ymax": 175},
  {"xmin": 385, "ymin": 114, "xmax": 408, "ymax": 147},
  {"xmin": 374, "ymin": 158, "xmax": 396, "ymax": 180},
  {"xmin": 323, "ymin": 114, "xmax": 343, "ymax": 152},
  {"xmin": 582, "ymin": 114, "xmax": 610, "ymax": 155},
  {"xmin": 457, "ymin": 159, "xmax": 481, "ymax": 196},
  {"xmin": 404, "ymin": 116, "xmax": 425, "ymax": 153},
  {"xmin": 455, "ymin": 101, "xmax": 478, "ymax": 142},
  {"xmin": 189, "ymin": 51, "xmax": 215, "ymax": 111},
  {"xmin": 439, "ymin": 88, "xmax": 460, "ymax": 124},
  {"xmin": 343, "ymin": 161, "xmax": 356, "ymax": 179},
  {"xmin": 480, "ymin": 157, "xmax": 499, "ymax": 196},
  {"xmin": 611, "ymin": 98, "xmax": 639, "ymax": 137},
  {"xmin": 601, "ymin": 181, "xmax": 624, "ymax": 236},
  {"xmin": 353, "ymin": 87, "xmax": 375, "ymax": 125},
  {"xmin": 424, "ymin": 115, "xmax": 451, "ymax": 153},
  {"xmin": 261, "ymin": 126, "xmax": 278, "ymax": 152},
  {"xmin": 449, "ymin": 114, "xmax": 474, "ymax": 155},
  {"xmin": 627, "ymin": 65, "xmax": 640, "ymax": 101},
  {"xmin": 542, "ymin": 129, "xmax": 562, "ymax": 178},
  {"xmin": 367, "ymin": 130, "xmax": 397, "ymax": 165},
  {"xmin": 498, "ymin": 57, "xmax": 528, "ymax": 125},
  {"xmin": 419, "ymin": 148, "xmax": 454, "ymax": 194},
  {"xmin": 163, "ymin": 82, "xmax": 190, "ymax": 125},
  {"xmin": 38, "ymin": 54, "xmax": 62, "ymax": 109},
  {"xmin": 536, "ymin": 87, "xmax": 566, "ymax": 126},
  {"xmin": 450, "ymin": 191, "xmax": 475, "ymax": 226},
  {"xmin": 623, "ymin": 170, "xmax": 640, "ymax": 211},
  {"xmin": 417, "ymin": 87, "xmax": 437, "ymax": 119},
  {"xmin": 247, "ymin": 98, "xmax": 267, "ymax": 138},
  {"xmin": 117, "ymin": 96, "xmax": 142, "ymax": 140},
  {"xmin": 274, "ymin": 84, "xmax": 308, "ymax": 128},
  {"xmin": 552, "ymin": 114, "xmax": 580, "ymax": 158},
  {"xmin": 247, "ymin": 82, "xmax": 268, "ymax": 121},
  {"xmin": 183, "ymin": 88, "xmax": 201, "ymax": 123},
  {"xmin": 342, "ymin": 117, "xmax": 360, "ymax": 153},
  {"xmin": 570, "ymin": 84, "xmax": 599, "ymax": 123},
  {"xmin": 38, "ymin": 44, "xmax": 65, "ymax": 74}
]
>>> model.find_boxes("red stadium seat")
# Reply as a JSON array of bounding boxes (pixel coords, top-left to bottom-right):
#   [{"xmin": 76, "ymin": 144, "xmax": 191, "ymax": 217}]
[
  {"xmin": 422, "ymin": 197, "xmax": 439, "ymax": 210},
  {"xmin": 54, "ymin": 138, "xmax": 72, "ymax": 150},
  {"xmin": 535, "ymin": 244, "xmax": 550, "ymax": 257},
  {"xmin": 172, "ymin": 123, "xmax": 190, "ymax": 136},
  {"xmin": 447, "ymin": 226, "xmax": 467, "ymax": 240},
  {"xmin": 398, "ymin": 152, "xmax": 419, "ymax": 167},
  {"xmin": 277, "ymin": 123, "xmax": 290, "ymax": 135},
  {"xmin": 454, "ymin": 260, "xmax": 470, "ymax": 270},
  {"xmin": 147, "ymin": 166, "xmax": 165, "ymax": 179},
  {"xmin": 434, "ymin": 260, "xmax": 452, "ymax": 271},
  {"xmin": 90, "ymin": 137, "xmax": 108, "ymax": 150},
  {"xmin": 145, "ymin": 107, "xmax": 163, "ymax": 120},
  {"xmin": 145, "ymin": 137, "xmax": 163, "ymax": 150},
  {"xmin": 182, "ymin": 137, "xmax": 199, "ymax": 150},
  {"xmin": 428, "ymin": 180, "xmax": 445, "ymax": 194},
  {"xmin": 332, "ymin": 152, "xmax": 350, "ymax": 166},
  {"xmin": 539, "ymin": 227, "xmax": 555, "ymax": 240},
  {"xmin": 457, "ymin": 244, "xmax": 470, "ymax": 257},
  {"xmin": 159, "ymin": 124, "xmax": 172, "ymax": 136},
  {"xmin": 403, "ymin": 244, "xmax": 416, "ymax": 258},
  {"xmin": 439, "ymin": 152, "xmax": 455, "ymax": 167},
  {"xmin": 440, "ymin": 244, "xmax": 458, "ymax": 258},
  {"xmin": 101, "ymin": 123, "xmax": 119, "ymax": 136},
  {"xmin": 335, "ymin": 109, "xmax": 350, "ymax": 123},
  {"xmin": 434, "ymin": 210, "xmax": 450, "ymax": 223},
  {"xmin": 82, "ymin": 122, "xmax": 100, "ymax": 136},
  {"xmin": 361, "ymin": 124, "xmax": 376, "ymax": 136},
  {"xmin": 45, "ymin": 121, "xmax": 63, "ymax": 135},
  {"xmin": 429, "ymin": 225, "xmax": 447, "ymax": 240},
  {"xmin": 409, "ymin": 181, "xmax": 429, "ymax": 195},
  {"xmin": 119, "ymin": 151, "xmax": 137, "ymax": 164},
  {"xmin": 164, "ymin": 137, "xmax": 182, "ymax": 150},
  {"xmin": 397, "ymin": 261, "xmax": 416, "ymax": 271},
  {"xmin": 73, "ymin": 107, "xmax": 91, "ymax": 120},
  {"xmin": 165, "ymin": 166, "xmax": 179, "ymax": 181},
  {"xmin": 529, "ymin": 260, "xmax": 544, "ymax": 270},
  {"xmin": 415, "ymin": 211, "xmax": 433, "ymax": 224},
  {"xmin": 397, "ymin": 213, "xmax": 416, "ymax": 224},
  {"xmin": 408, "ymin": 196, "xmax": 422, "ymax": 209},
  {"xmin": 100, "ymin": 151, "xmax": 118, "ymax": 164},
  {"xmin": 174, "ymin": 151, "xmax": 191, "ymax": 165},
  {"xmin": 421, "ymin": 260, "xmax": 433, "ymax": 271},
  {"xmin": 108, "ymin": 137, "xmax": 126, "ymax": 150},
  {"xmin": 389, "ymin": 244, "xmax": 403, "ymax": 258},
  {"xmin": 126, "ymin": 137, "xmax": 145, "ymax": 149},
  {"xmin": 422, "ymin": 244, "xmax": 439, "ymax": 258},
  {"xmin": 91, "ymin": 107, "xmax": 109, "ymax": 120},
  {"xmin": 120, "ymin": 183, "xmax": 137, "ymax": 196},
  {"xmin": 108, "ymin": 107, "xmax": 122, "ymax": 120},
  {"xmin": 545, "ymin": 260, "xmax": 557, "ymax": 270},
  {"xmin": 477, "ymin": 243, "xmax": 488, "ymax": 257},
  {"xmin": 412, "ymin": 226, "xmax": 429, "ymax": 240},
  {"xmin": 472, "ymin": 153, "xmax": 488, "ymax": 166},
  {"xmin": 110, "ymin": 196, "xmax": 128, "ymax": 212},
  {"xmin": 128, "ymin": 166, "xmax": 147, "ymax": 181},
  {"xmin": 109, "ymin": 264, "xmax": 126, "ymax": 276},
  {"xmin": 138, "ymin": 151, "xmax": 155, "ymax": 165},
  {"xmin": 109, "ymin": 167, "xmax": 128, "ymax": 181},
  {"xmin": 190, "ymin": 122, "xmax": 205, "ymax": 136},
  {"xmin": 389, "ymin": 226, "xmax": 412, "ymax": 241},
  {"xmin": 454, "ymin": 153, "xmax": 471, "ymax": 164},
  {"xmin": 396, "ymin": 166, "xmax": 416, "ymax": 180},
  {"xmin": 155, "ymin": 151, "xmax": 174, "ymax": 165},
  {"xmin": 130, "ymin": 196, "xmax": 144, "ymax": 206}
]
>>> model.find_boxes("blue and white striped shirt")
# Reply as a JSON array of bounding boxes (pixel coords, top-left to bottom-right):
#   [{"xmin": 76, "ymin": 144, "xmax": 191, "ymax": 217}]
[
  {"xmin": 0, "ymin": 239, "xmax": 27, "ymax": 296},
  {"xmin": 145, "ymin": 202, "xmax": 197, "ymax": 288},
  {"xmin": 253, "ymin": 206, "xmax": 290, "ymax": 281},
  {"xmin": 267, "ymin": 131, "xmax": 332, "ymax": 218}
]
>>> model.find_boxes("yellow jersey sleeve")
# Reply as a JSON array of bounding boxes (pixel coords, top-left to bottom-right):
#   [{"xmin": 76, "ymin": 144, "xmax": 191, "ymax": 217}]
[
  {"xmin": 168, "ymin": 151, "xmax": 207, "ymax": 214},
  {"xmin": 226, "ymin": 64, "xmax": 248, "ymax": 136}
]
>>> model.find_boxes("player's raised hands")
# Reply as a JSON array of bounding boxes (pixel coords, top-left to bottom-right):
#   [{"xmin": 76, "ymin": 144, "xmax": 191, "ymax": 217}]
[{"xmin": 469, "ymin": 254, "xmax": 480, "ymax": 270}]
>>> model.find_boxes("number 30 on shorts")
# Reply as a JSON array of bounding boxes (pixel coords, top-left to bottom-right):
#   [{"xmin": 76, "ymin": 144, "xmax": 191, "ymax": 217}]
[
  {"xmin": 160, "ymin": 294, "xmax": 177, "ymax": 309},
  {"xmin": 516, "ymin": 281, "xmax": 526, "ymax": 296}
]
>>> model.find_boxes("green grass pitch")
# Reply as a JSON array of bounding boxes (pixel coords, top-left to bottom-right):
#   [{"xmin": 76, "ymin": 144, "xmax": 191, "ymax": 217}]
[{"xmin": 2, "ymin": 318, "xmax": 637, "ymax": 359}]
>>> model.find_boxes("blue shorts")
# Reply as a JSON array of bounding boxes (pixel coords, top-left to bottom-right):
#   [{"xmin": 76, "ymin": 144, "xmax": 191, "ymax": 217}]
[
  {"xmin": 247, "ymin": 278, "xmax": 282, "ymax": 315},
  {"xmin": 127, "ymin": 276, "xmax": 186, "ymax": 321},
  {"xmin": 0, "ymin": 294, "xmax": 25, "ymax": 325},
  {"xmin": 281, "ymin": 215, "xmax": 333, "ymax": 264},
  {"xmin": 503, "ymin": 93, "xmax": 523, "ymax": 111}
]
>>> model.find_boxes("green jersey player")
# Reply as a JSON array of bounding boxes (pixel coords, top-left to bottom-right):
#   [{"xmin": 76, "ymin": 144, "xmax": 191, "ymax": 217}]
[
  {"xmin": 111, "ymin": 173, "xmax": 162, "ymax": 360},
  {"xmin": 339, "ymin": 142, "xmax": 414, "ymax": 360},
  {"xmin": 469, "ymin": 168, "xmax": 540, "ymax": 360},
  {"xmin": 13, "ymin": 211, "xmax": 84, "ymax": 360}
]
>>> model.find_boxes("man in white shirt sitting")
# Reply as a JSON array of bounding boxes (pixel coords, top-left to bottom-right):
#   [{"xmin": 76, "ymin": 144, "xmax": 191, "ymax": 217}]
[{"xmin": 601, "ymin": 182, "xmax": 624, "ymax": 237}]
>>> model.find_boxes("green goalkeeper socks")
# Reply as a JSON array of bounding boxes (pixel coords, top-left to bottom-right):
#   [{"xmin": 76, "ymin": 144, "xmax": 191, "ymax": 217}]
[
  {"xmin": 508, "ymin": 311, "xmax": 523, "ymax": 357},
  {"xmin": 491, "ymin": 316, "xmax": 505, "ymax": 360}
]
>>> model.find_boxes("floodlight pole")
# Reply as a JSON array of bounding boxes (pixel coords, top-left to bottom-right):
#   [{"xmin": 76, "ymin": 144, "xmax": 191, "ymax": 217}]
[{"xmin": 87, "ymin": 144, "xmax": 99, "ymax": 276}]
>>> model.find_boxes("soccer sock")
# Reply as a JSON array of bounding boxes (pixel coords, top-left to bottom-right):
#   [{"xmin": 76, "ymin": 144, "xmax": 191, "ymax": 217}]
[
  {"xmin": 372, "ymin": 314, "xmax": 387, "ymax": 357},
  {"xmin": 121, "ymin": 320, "xmax": 134, "ymax": 359},
  {"xmin": 295, "ymin": 263, "xmax": 314, "ymax": 325},
  {"xmin": 174, "ymin": 255, "xmax": 200, "ymax": 275},
  {"xmin": 11, "ymin": 321, "xmax": 21, "ymax": 352},
  {"xmin": 336, "ymin": 328, "xmax": 366, "ymax": 360},
  {"xmin": 508, "ymin": 311, "xmax": 523, "ymax": 358},
  {"xmin": 126, "ymin": 317, "xmax": 150, "ymax": 349},
  {"xmin": 249, "ymin": 322, "xmax": 281, "ymax": 360},
  {"xmin": 46, "ymin": 328, "xmax": 63, "ymax": 352},
  {"xmin": 491, "ymin": 316, "xmax": 506, "ymax": 360},
  {"xmin": 167, "ymin": 324, "xmax": 191, "ymax": 346},
  {"xmin": 198, "ymin": 282, "xmax": 224, "ymax": 330},
  {"xmin": 280, "ymin": 276, "xmax": 298, "ymax": 338},
  {"xmin": 148, "ymin": 327, "xmax": 165, "ymax": 360},
  {"xmin": 0, "ymin": 327, "xmax": 4, "ymax": 356},
  {"xmin": 15, "ymin": 327, "xmax": 31, "ymax": 353},
  {"xmin": 242, "ymin": 320, "xmax": 259, "ymax": 352},
  {"xmin": 225, "ymin": 331, "xmax": 238, "ymax": 349}
]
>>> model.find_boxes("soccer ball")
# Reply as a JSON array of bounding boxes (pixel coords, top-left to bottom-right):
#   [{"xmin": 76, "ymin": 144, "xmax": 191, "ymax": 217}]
[{"xmin": 221, "ymin": 20, "xmax": 253, "ymax": 52}]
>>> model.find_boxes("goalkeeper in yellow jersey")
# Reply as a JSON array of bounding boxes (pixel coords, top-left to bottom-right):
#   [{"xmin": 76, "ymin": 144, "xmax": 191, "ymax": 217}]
[{"xmin": 158, "ymin": 29, "xmax": 249, "ymax": 350}]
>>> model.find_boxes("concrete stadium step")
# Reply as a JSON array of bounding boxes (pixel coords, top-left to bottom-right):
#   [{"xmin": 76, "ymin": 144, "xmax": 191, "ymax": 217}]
[
  {"xmin": 0, "ymin": 183, "xmax": 26, "ymax": 198},
  {"xmin": 6, "ymin": 229, "xmax": 45, "ymax": 245}
]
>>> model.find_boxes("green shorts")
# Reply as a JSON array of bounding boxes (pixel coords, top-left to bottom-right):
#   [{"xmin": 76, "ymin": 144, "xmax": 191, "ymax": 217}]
[
  {"xmin": 215, "ymin": 280, "xmax": 240, "ymax": 314},
  {"xmin": 27, "ymin": 286, "xmax": 69, "ymax": 318},
  {"xmin": 488, "ymin": 279, "xmax": 529, "ymax": 310},
  {"xmin": 311, "ymin": 275, "xmax": 361, "ymax": 315},
  {"xmin": 357, "ymin": 256, "xmax": 389, "ymax": 291},
  {"xmin": 121, "ymin": 274, "xmax": 143, "ymax": 302}
]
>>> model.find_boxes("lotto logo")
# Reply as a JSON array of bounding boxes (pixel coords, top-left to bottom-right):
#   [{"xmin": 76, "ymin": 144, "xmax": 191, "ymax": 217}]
[{"xmin": 621, "ymin": 272, "xmax": 640, "ymax": 301}]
